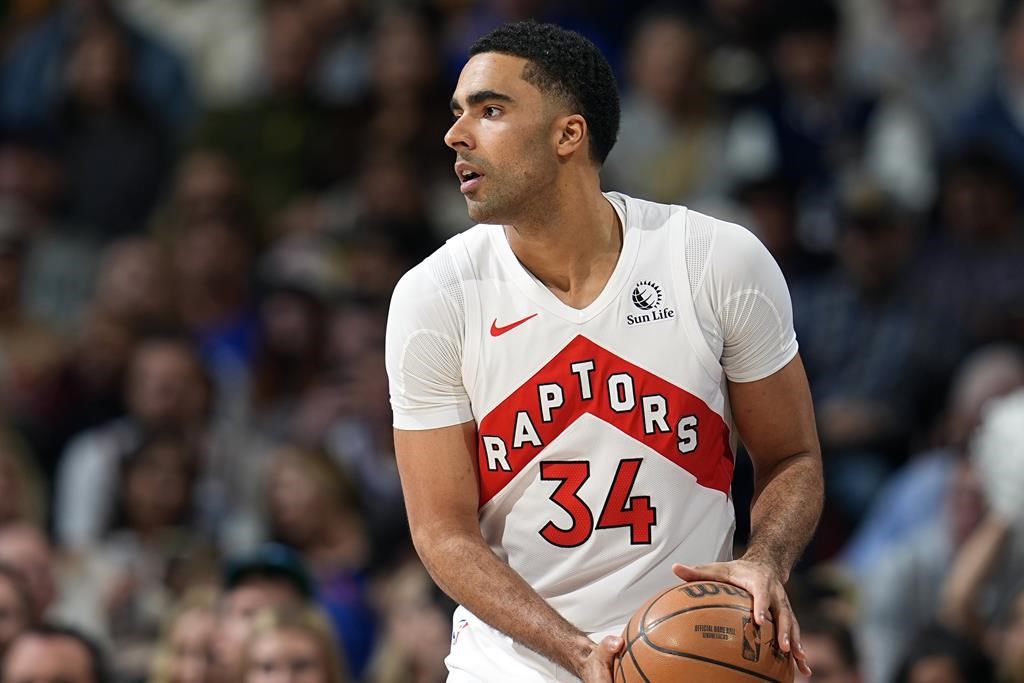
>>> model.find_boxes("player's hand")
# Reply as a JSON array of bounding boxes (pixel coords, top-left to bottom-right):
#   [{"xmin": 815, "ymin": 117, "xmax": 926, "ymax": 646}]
[
  {"xmin": 576, "ymin": 634, "xmax": 623, "ymax": 683},
  {"xmin": 672, "ymin": 560, "xmax": 811, "ymax": 677}
]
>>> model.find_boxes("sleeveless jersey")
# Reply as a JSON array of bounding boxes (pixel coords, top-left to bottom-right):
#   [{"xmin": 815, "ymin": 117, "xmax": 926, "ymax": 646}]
[{"xmin": 386, "ymin": 192, "xmax": 798, "ymax": 634}]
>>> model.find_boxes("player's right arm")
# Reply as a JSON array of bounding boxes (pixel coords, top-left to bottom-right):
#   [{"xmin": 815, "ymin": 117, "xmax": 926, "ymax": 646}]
[
  {"xmin": 386, "ymin": 252, "xmax": 620, "ymax": 681},
  {"xmin": 394, "ymin": 422, "xmax": 621, "ymax": 681}
]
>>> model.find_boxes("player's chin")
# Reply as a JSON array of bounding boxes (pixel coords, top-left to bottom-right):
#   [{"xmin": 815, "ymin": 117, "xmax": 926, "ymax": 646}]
[{"xmin": 465, "ymin": 198, "xmax": 494, "ymax": 223}]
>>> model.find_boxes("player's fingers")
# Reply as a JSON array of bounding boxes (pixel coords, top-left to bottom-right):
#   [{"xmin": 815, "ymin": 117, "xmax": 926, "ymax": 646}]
[
  {"xmin": 726, "ymin": 564, "xmax": 771, "ymax": 627},
  {"xmin": 786, "ymin": 607, "xmax": 810, "ymax": 676},
  {"xmin": 748, "ymin": 576, "xmax": 771, "ymax": 627},
  {"xmin": 596, "ymin": 636, "xmax": 623, "ymax": 676},
  {"xmin": 601, "ymin": 635, "xmax": 624, "ymax": 657},
  {"xmin": 582, "ymin": 636, "xmax": 622, "ymax": 683},
  {"xmin": 671, "ymin": 562, "xmax": 730, "ymax": 583},
  {"xmin": 771, "ymin": 586, "xmax": 794, "ymax": 653}
]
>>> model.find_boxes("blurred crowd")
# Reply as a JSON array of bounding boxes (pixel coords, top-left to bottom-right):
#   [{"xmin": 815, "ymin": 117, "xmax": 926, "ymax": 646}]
[{"xmin": 0, "ymin": 0, "xmax": 1023, "ymax": 681}]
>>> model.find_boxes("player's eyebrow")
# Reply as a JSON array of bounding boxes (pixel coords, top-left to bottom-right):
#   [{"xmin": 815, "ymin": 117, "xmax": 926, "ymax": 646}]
[{"xmin": 450, "ymin": 90, "xmax": 515, "ymax": 112}]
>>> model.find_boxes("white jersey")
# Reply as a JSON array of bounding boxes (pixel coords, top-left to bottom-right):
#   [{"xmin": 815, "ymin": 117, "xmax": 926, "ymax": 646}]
[{"xmin": 386, "ymin": 192, "xmax": 797, "ymax": 635}]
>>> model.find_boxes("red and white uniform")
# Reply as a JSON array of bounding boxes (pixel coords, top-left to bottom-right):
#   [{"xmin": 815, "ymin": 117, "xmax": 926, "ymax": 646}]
[{"xmin": 386, "ymin": 193, "xmax": 797, "ymax": 681}]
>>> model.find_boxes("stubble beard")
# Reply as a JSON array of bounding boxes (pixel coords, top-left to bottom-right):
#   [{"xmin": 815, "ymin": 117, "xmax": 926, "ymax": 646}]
[{"xmin": 465, "ymin": 156, "xmax": 554, "ymax": 226}]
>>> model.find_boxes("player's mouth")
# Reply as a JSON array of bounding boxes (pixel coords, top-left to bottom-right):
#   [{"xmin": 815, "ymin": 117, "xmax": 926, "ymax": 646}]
[{"xmin": 455, "ymin": 161, "xmax": 485, "ymax": 194}]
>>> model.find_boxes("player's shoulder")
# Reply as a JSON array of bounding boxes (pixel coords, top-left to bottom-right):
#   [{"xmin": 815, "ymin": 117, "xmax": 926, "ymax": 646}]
[
  {"xmin": 392, "ymin": 237, "xmax": 465, "ymax": 309},
  {"xmin": 609, "ymin": 191, "xmax": 759, "ymax": 248},
  {"xmin": 390, "ymin": 224, "xmax": 499, "ymax": 310}
]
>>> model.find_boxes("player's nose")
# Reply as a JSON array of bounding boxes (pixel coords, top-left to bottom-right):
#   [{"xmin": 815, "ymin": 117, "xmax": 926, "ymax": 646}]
[{"xmin": 445, "ymin": 116, "xmax": 474, "ymax": 151}]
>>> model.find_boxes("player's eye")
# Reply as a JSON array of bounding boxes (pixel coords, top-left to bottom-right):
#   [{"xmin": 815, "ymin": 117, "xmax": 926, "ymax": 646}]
[{"xmin": 483, "ymin": 106, "xmax": 501, "ymax": 118}]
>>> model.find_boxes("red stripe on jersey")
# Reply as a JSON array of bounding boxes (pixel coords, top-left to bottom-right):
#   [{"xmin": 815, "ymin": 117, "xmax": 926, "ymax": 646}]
[{"xmin": 476, "ymin": 335, "xmax": 733, "ymax": 507}]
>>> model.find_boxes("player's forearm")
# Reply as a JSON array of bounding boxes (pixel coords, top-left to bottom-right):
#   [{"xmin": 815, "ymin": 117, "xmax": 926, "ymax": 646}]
[
  {"xmin": 744, "ymin": 451, "xmax": 823, "ymax": 581},
  {"xmin": 413, "ymin": 526, "xmax": 594, "ymax": 676}
]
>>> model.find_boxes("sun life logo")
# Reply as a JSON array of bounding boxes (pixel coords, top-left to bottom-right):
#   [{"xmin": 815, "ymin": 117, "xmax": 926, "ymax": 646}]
[
  {"xmin": 627, "ymin": 279, "xmax": 675, "ymax": 327},
  {"xmin": 631, "ymin": 280, "xmax": 663, "ymax": 311}
]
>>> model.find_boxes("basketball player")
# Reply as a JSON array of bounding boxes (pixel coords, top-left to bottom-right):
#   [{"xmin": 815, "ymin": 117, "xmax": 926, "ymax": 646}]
[{"xmin": 385, "ymin": 22, "xmax": 822, "ymax": 682}]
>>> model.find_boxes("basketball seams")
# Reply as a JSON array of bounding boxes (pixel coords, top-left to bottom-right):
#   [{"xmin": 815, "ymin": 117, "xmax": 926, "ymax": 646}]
[{"xmin": 623, "ymin": 605, "xmax": 653, "ymax": 683}]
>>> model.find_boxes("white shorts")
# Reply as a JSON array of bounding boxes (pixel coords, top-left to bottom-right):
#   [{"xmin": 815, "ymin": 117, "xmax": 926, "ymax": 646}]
[{"xmin": 445, "ymin": 606, "xmax": 623, "ymax": 683}]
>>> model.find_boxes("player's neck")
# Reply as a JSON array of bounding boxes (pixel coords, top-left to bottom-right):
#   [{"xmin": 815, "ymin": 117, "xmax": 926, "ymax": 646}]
[{"xmin": 503, "ymin": 182, "xmax": 622, "ymax": 310}]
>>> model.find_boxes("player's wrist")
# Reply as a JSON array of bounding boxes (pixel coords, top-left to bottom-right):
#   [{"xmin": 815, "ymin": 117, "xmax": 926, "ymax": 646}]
[
  {"xmin": 564, "ymin": 633, "xmax": 598, "ymax": 676},
  {"xmin": 738, "ymin": 548, "xmax": 789, "ymax": 583}
]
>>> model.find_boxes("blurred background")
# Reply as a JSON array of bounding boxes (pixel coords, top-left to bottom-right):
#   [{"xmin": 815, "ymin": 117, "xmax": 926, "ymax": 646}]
[{"xmin": 0, "ymin": 0, "xmax": 1023, "ymax": 681}]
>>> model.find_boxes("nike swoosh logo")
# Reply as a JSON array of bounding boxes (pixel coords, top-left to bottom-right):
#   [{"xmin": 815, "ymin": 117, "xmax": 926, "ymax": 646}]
[{"xmin": 490, "ymin": 313, "xmax": 538, "ymax": 337}]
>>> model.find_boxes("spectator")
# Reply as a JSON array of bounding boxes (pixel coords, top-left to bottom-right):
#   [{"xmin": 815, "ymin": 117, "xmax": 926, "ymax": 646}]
[
  {"xmin": 193, "ymin": 2, "xmax": 334, "ymax": 221},
  {"xmin": 241, "ymin": 605, "xmax": 348, "ymax": 683},
  {"xmin": 54, "ymin": 335, "xmax": 210, "ymax": 548},
  {"xmin": 724, "ymin": 0, "xmax": 935, "ymax": 248},
  {"xmin": 214, "ymin": 544, "xmax": 318, "ymax": 683},
  {"xmin": 0, "ymin": 212, "xmax": 63, "ymax": 430},
  {"xmin": 0, "ymin": 523, "xmax": 106, "ymax": 639},
  {"xmin": 841, "ymin": 344, "xmax": 1024, "ymax": 577},
  {"xmin": 149, "ymin": 588, "xmax": 219, "ymax": 683},
  {"xmin": 247, "ymin": 283, "xmax": 329, "ymax": 440},
  {"xmin": 0, "ymin": 0, "xmax": 194, "ymax": 135},
  {"xmin": 150, "ymin": 149, "xmax": 253, "ymax": 237},
  {"xmin": 0, "ymin": 148, "xmax": 100, "ymax": 334},
  {"xmin": 699, "ymin": 0, "xmax": 776, "ymax": 103},
  {"xmin": 913, "ymin": 146, "xmax": 1024, "ymax": 347},
  {"xmin": 957, "ymin": 0, "xmax": 1024, "ymax": 183},
  {"xmin": 858, "ymin": 458, "xmax": 1024, "ymax": 683},
  {"xmin": 0, "ymin": 1, "xmax": 58, "ymax": 56},
  {"xmin": 323, "ymin": 343, "xmax": 406, "ymax": 562},
  {"xmin": 1, "ymin": 624, "xmax": 109, "ymax": 683},
  {"xmin": 54, "ymin": 17, "xmax": 173, "ymax": 240},
  {"xmin": 892, "ymin": 624, "xmax": 996, "ymax": 683},
  {"xmin": 332, "ymin": 7, "xmax": 453, "ymax": 187},
  {"xmin": 0, "ymin": 428, "xmax": 47, "ymax": 528},
  {"xmin": 305, "ymin": 0, "xmax": 373, "ymax": 107},
  {"xmin": 113, "ymin": 0, "xmax": 264, "ymax": 107},
  {"xmin": 0, "ymin": 563, "xmax": 35, "ymax": 660},
  {"xmin": 794, "ymin": 610, "xmax": 860, "ymax": 683},
  {"xmin": 365, "ymin": 560, "xmax": 452, "ymax": 683},
  {"xmin": 0, "ymin": 524, "xmax": 57, "ymax": 625},
  {"xmin": 604, "ymin": 9, "xmax": 728, "ymax": 204},
  {"xmin": 86, "ymin": 435, "xmax": 210, "ymax": 680},
  {"xmin": 170, "ymin": 217, "xmax": 259, "ymax": 409},
  {"xmin": 845, "ymin": 0, "xmax": 995, "ymax": 144},
  {"xmin": 793, "ymin": 179, "xmax": 961, "ymax": 525},
  {"xmin": 266, "ymin": 447, "xmax": 375, "ymax": 676},
  {"xmin": 999, "ymin": 590, "xmax": 1024, "ymax": 683},
  {"xmin": 29, "ymin": 309, "xmax": 134, "ymax": 474},
  {"xmin": 90, "ymin": 237, "xmax": 174, "ymax": 334}
]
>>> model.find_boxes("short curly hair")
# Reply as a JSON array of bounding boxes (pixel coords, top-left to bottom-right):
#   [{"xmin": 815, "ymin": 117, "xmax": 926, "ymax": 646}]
[{"xmin": 469, "ymin": 21, "xmax": 620, "ymax": 165}]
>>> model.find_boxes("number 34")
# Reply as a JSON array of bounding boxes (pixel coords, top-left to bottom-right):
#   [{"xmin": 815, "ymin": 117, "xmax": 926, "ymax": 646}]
[{"xmin": 539, "ymin": 459, "xmax": 656, "ymax": 548}]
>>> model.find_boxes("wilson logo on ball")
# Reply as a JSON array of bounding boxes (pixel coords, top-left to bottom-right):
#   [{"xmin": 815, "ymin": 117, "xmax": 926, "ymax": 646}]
[{"xmin": 631, "ymin": 280, "xmax": 663, "ymax": 310}]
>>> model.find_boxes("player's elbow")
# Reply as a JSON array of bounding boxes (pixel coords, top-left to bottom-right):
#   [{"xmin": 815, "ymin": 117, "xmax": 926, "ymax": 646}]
[{"xmin": 408, "ymin": 514, "xmax": 484, "ymax": 568}]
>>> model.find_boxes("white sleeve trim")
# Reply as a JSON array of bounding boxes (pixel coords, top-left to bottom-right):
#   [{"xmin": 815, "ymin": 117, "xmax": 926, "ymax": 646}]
[
  {"xmin": 386, "ymin": 247, "xmax": 473, "ymax": 431},
  {"xmin": 689, "ymin": 213, "xmax": 799, "ymax": 383}
]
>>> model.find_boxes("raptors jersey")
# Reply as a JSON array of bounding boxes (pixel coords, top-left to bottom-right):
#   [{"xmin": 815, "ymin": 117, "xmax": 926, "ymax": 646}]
[{"xmin": 386, "ymin": 192, "xmax": 797, "ymax": 635}]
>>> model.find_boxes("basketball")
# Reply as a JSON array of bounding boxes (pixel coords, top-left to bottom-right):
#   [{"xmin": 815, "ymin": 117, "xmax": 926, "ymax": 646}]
[{"xmin": 614, "ymin": 581, "xmax": 794, "ymax": 682}]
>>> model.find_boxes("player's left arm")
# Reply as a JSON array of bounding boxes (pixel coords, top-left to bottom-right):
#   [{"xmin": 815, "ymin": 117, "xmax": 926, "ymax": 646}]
[{"xmin": 673, "ymin": 354, "xmax": 822, "ymax": 677}]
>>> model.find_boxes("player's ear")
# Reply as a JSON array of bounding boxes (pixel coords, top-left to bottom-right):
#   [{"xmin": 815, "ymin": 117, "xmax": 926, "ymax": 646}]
[{"xmin": 554, "ymin": 114, "xmax": 587, "ymax": 159}]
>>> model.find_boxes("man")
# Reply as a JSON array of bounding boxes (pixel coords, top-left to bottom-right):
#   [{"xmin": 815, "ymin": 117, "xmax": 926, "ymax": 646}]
[
  {"xmin": 385, "ymin": 21, "xmax": 822, "ymax": 682},
  {"xmin": 0, "ymin": 524, "xmax": 57, "ymax": 625},
  {"xmin": 213, "ymin": 544, "xmax": 315, "ymax": 683},
  {"xmin": 795, "ymin": 611, "xmax": 860, "ymax": 682},
  {"xmin": 2, "ymin": 625, "xmax": 108, "ymax": 683},
  {"xmin": 0, "ymin": 563, "xmax": 34, "ymax": 660}
]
